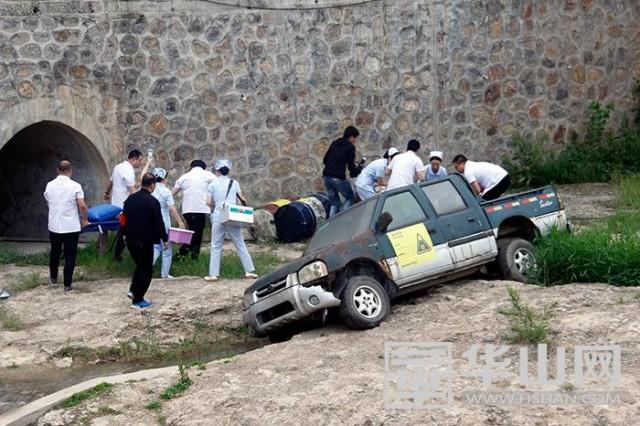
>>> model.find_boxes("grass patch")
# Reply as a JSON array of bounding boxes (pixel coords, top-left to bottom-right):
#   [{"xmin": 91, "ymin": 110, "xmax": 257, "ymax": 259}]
[
  {"xmin": 0, "ymin": 305, "xmax": 24, "ymax": 331},
  {"xmin": 74, "ymin": 235, "xmax": 281, "ymax": 280},
  {"xmin": 97, "ymin": 405, "xmax": 121, "ymax": 416},
  {"xmin": 615, "ymin": 173, "xmax": 640, "ymax": 210},
  {"xmin": 9, "ymin": 272, "xmax": 44, "ymax": 293},
  {"xmin": 535, "ymin": 219, "xmax": 640, "ymax": 287},
  {"xmin": 503, "ymin": 98, "xmax": 640, "ymax": 187},
  {"xmin": 498, "ymin": 287, "xmax": 555, "ymax": 344},
  {"xmin": 160, "ymin": 364, "xmax": 192, "ymax": 400},
  {"xmin": 0, "ymin": 244, "xmax": 48, "ymax": 265},
  {"xmin": 61, "ymin": 382, "xmax": 114, "ymax": 408},
  {"xmin": 145, "ymin": 401, "xmax": 162, "ymax": 410}
]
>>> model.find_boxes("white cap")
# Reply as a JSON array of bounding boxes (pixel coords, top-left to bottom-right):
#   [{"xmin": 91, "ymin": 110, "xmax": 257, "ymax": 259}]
[
  {"xmin": 152, "ymin": 167, "xmax": 167, "ymax": 179},
  {"xmin": 429, "ymin": 150, "xmax": 443, "ymax": 161},
  {"xmin": 215, "ymin": 159, "xmax": 232, "ymax": 171},
  {"xmin": 386, "ymin": 147, "xmax": 400, "ymax": 157}
]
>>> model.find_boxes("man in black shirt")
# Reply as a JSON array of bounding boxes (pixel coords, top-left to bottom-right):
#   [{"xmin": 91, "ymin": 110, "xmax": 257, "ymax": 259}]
[
  {"xmin": 322, "ymin": 126, "xmax": 362, "ymax": 217},
  {"xmin": 123, "ymin": 173, "xmax": 168, "ymax": 308}
]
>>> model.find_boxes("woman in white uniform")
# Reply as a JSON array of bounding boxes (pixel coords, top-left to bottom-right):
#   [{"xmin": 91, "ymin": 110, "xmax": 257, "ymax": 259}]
[{"xmin": 204, "ymin": 159, "xmax": 258, "ymax": 282}]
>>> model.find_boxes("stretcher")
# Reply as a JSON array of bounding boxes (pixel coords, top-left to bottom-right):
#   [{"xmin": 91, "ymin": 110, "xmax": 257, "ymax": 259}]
[{"xmin": 81, "ymin": 220, "xmax": 120, "ymax": 255}]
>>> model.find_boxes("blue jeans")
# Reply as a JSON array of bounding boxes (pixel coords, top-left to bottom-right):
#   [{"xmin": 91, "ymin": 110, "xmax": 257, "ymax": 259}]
[
  {"xmin": 153, "ymin": 242, "xmax": 173, "ymax": 278},
  {"xmin": 323, "ymin": 176, "xmax": 355, "ymax": 217}
]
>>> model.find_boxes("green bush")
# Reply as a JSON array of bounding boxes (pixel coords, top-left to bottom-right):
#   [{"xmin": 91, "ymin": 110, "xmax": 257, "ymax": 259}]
[
  {"xmin": 535, "ymin": 226, "xmax": 640, "ymax": 287},
  {"xmin": 503, "ymin": 100, "xmax": 640, "ymax": 187}
]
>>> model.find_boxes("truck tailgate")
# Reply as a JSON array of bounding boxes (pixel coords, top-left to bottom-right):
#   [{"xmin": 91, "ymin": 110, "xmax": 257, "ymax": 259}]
[{"xmin": 482, "ymin": 186, "xmax": 563, "ymax": 229}]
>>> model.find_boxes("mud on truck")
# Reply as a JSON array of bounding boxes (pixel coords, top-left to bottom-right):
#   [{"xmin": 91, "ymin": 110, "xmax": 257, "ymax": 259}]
[{"xmin": 242, "ymin": 173, "xmax": 568, "ymax": 340}]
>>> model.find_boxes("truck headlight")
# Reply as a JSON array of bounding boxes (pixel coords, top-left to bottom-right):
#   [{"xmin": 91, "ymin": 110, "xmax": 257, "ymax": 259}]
[{"xmin": 298, "ymin": 261, "xmax": 328, "ymax": 285}]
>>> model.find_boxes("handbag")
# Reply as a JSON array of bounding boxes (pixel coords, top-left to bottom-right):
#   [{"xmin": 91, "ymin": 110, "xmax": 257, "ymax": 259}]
[{"xmin": 220, "ymin": 179, "xmax": 254, "ymax": 226}]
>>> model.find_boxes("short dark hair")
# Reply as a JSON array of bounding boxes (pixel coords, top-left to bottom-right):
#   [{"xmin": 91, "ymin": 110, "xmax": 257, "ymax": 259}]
[
  {"xmin": 190, "ymin": 160, "xmax": 206, "ymax": 169},
  {"xmin": 407, "ymin": 139, "xmax": 420, "ymax": 152},
  {"xmin": 156, "ymin": 176, "xmax": 164, "ymax": 183},
  {"xmin": 343, "ymin": 126, "xmax": 360, "ymax": 139},
  {"xmin": 128, "ymin": 149, "xmax": 142, "ymax": 159},
  {"xmin": 452, "ymin": 154, "xmax": 467, "ymax": 164},
  {"xmin": 218, "ymin": 166, "xmax": 230, "ymax": 176},
  {"xmin": 141, "ymin": 172, "xmax": 156, "ymax": 188},
  {"xmin": 57, "ymin": 160, "xmax": 72, "ymax": 173}
]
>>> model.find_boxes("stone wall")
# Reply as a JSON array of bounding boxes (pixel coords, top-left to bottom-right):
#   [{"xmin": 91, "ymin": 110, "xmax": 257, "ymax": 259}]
[{"xmin": 0, "ymin": 0, "xmax": 638, "ymax": 205}]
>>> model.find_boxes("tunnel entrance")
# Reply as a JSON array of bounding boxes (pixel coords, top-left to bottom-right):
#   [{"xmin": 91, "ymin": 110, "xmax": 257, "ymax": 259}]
[{"xmin": 0, "ymin": 121, "xmax": 109, "ymax": 241}]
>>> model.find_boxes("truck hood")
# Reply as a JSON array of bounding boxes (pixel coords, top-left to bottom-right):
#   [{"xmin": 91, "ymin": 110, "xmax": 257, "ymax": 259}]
[{"xmin": 244, "ymin": 253, "xmax": 320, "ymax": 295}]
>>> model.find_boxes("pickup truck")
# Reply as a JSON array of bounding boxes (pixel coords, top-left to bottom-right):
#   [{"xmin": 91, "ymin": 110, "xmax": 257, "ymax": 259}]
[{"xmin": 242, "ymin": 173, "xmax": 568, "ymax": 339}]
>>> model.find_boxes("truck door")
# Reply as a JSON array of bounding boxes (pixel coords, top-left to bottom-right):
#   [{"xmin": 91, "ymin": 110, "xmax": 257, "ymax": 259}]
[
  {"xmin": 419, "ymin": 178, "xmax": 496, "ymax": 268},
  {"xmin": 375, "ymin": 188, "xmax": 454, "ymax": 287}
]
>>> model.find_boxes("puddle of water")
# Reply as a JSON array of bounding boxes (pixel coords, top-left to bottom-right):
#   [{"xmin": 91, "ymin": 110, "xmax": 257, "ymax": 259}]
[{"xmin": 0, "ymin": 337, "xmax": 267, "ymax": 415}]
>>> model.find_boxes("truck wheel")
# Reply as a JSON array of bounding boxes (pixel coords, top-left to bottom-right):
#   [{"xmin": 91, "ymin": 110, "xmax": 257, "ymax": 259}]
[
  {"xmin": 496, "ymin": 238, "xmax": 538, "ymax": 283},
  {"xmin": 339, "ymin": 275, "xmax": 390, "ymax": 330}
]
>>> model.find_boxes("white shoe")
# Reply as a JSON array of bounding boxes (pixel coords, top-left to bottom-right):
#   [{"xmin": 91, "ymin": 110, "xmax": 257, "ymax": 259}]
[
  {"xmin": 204, "ymin": 275, "xmax": 218, "ymax": 282},
  {"xmin": 0, "ymin": 289, "xmax": 9, "ymax": 300},
  {"xmin": 245, "ymin": 272, "xmax": 258, "ymax": 279},
  {"xmin": 161, "ymin": 275, "xmax": 174, "ymax": 279}
]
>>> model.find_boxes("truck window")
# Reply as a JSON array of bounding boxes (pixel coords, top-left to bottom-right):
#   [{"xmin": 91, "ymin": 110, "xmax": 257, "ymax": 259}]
[
  {"xmin": 422, "ymin": 181, "xmax": 467, "ymax": 215},
  {"xmin": 304, "ymin": 199, "xmax": 377, "ymax": 254},
  {"xmin": 381, "ymin": 191, "xmax": 427, "ymax": 232}
]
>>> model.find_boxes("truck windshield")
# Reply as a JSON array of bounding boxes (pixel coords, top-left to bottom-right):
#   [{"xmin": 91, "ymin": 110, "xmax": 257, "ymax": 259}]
[{"xmin": 304, "ymin": 199, "xmax": 377, "ymax": 254}]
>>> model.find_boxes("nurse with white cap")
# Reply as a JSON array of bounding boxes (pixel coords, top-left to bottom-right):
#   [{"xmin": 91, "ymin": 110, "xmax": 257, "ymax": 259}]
[
  {"xmin": 425, "ymin": 150, "xmax": 447, "ymax": 181},
  {"xmin": 204, "ymin": 159, "xmax": 257, "ymax": 282},
  {"xmin": 354, "ymin": 147, "xmax": 400, "ymax": 200}
]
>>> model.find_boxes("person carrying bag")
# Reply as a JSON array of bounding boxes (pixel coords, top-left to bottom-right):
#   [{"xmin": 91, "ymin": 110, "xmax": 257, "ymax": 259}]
[{"xmin": 204, "ymin": 159, "xmax": 258, "ymax": 282}]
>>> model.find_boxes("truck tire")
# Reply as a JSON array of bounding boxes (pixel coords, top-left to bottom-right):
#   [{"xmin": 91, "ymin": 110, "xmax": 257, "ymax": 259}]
[
  {"xmin": 496, "ymin": 238, "xmax": 538, "ymax": 283},
  {"xmin": 339, "ymin": 275, "xmax": 390, "ymax": 330}
]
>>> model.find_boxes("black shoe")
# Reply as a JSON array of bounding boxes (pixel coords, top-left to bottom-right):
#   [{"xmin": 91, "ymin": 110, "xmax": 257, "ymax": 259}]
[
  {"xmin": 48, "ymin": 278, "xmax": 57, "ymax": 285},
  {"xmin": 64, "ymin": 286, "xmax": 73, "ymax": 292}
]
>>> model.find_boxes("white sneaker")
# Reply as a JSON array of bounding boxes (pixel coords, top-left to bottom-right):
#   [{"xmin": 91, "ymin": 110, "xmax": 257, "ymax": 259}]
[
  {"xmin": 204, "ymin": 275, "xmax": 218, "ymax": 282},
  {"xmin": 244, "ymin": 272, "xmax": 258, "ymax": 279},
  {"xmin": 0, "ymin": 289, "xmax": 9, "ymax": 300},
  {"xmin": 161, "ymin": 275, "xmax": 174, "ymax": 279}
]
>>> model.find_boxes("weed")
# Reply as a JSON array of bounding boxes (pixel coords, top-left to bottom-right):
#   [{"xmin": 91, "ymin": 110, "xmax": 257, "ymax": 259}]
[
  {"xmin": 160, "ymin": 364, "xmax": 192, "ymax": 400},
  {"xmin": 97, "ymin": 405, "xmax": 121, "ymax": 416},
  {"xmin": 618, "ymin": 297, "xmax": 626, "ymax": 304},
  {"xmin": 145, "ymin": 401, "xmax": 162, "ymax": 410},
  {"xmin": 0, "ymin": 306, "xmax": 24, "ymax": 331},
  {"xmin": 560, "ymin": 383, "xmax": 576, "ymax": 393},
  {"xmin": 503, "ymin": 101, "xmax": 640, "ymax": 187},
  {"xmin": 61, "ymin": 382, "xmax": 113, "ymax": 408},
  {"xmin": 498, "ymin": 287, "xmax": 555, "ymax": 344},
  {"xmin": 614, "ymin": 174, "xmax": 640, "ymax": 210},
  {"xmin": 158, "ymin": 414, "xmax": 167, "ymax": 425},
  {"xmin": 10, "ymin": 273, "xmax": 44, "ymax": 293},
  {"xmin": 0, "ymin": 245, "xmax": 48, "ymax": 265},
  {"xmin": 220, "ymin": 324, "xmax": 250, "ymax": 337}
]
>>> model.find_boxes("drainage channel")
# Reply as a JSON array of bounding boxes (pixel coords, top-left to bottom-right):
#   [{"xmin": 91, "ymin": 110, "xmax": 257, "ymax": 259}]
[{"xmin": 0, "ymin": 338, "xmax": 267, "ymax": 417}]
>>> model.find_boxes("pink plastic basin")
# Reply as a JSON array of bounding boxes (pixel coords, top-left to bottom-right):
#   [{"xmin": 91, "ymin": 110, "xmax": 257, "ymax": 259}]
[{"xmin": 168, "ymin": 227, "xmax": 194, "ymax": 244}]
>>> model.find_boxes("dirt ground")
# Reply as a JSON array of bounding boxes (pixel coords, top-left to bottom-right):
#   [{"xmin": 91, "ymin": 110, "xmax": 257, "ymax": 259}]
[
  {"xmin": 36, "ymin": 280, "xmax": 640, "ymax": 426},
  {"xmin": 2, "ymin": 182, "xmax": 633, "ymax": 424}
]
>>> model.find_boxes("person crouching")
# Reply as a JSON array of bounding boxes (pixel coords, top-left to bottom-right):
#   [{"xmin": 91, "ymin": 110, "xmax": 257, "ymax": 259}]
[{"xmin": 204, "ymin": 160, "xmax": 258, "ymax": 282}]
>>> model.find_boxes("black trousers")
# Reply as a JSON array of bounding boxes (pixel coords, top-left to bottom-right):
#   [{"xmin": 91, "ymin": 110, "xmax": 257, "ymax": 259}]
[
  {"xmin": 127, "ymin": 240, "xmax": 154, "ymax": 304},
  {"xmin": 49, "ymin": 231, "xmax": 80, "ymax": 288},
  {"xmin": 178, "ymin": 212, "xmax": 206, "ymax": 259},
  {"xmin": 482, "ymin": 175, "xmax": 512, "ymax": 201},
  {"xmin": 113, "ymin": 225, "xmax": 127, "ymax": 259}
]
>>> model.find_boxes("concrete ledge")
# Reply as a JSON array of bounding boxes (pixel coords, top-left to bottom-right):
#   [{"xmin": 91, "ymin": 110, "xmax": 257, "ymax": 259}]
[{"xmin": 0, "ymin": 365, "xmax": 177, "ymax": 426}]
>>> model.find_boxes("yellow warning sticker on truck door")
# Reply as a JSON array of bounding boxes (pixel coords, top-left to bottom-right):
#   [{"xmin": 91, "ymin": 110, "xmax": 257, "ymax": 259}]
[{"xmin": 386, "ymin": 223, "xmax": 436, "ymax": 268}]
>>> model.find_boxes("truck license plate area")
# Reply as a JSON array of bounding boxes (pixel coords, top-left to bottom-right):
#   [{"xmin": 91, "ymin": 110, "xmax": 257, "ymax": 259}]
[{"xmin": 256, "ymin": 301, "xmax": 295, "ymax": 325}]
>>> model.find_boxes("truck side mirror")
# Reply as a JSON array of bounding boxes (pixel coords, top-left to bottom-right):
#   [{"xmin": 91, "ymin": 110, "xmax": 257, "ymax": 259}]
[{"xmin": 377, "ymin": 212, "xmax": 393, "ymax": 233}]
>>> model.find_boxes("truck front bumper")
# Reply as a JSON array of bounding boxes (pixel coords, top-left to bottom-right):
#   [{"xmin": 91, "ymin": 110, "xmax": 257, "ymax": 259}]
[{"xmin": 242, "ymin": 273, "xmax": 341, "ymax": 337}]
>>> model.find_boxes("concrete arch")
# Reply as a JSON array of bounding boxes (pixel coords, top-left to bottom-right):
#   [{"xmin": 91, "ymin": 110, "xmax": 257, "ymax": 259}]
[{"xmin": 0, "ymin": 88, "xmax": 114, "ymax": 240}]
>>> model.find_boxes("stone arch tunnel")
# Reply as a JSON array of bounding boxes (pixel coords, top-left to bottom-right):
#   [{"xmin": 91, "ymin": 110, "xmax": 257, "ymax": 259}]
[{"xmin": 0, "ymin": 121, "xmax": 109, "ymax": 241}]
